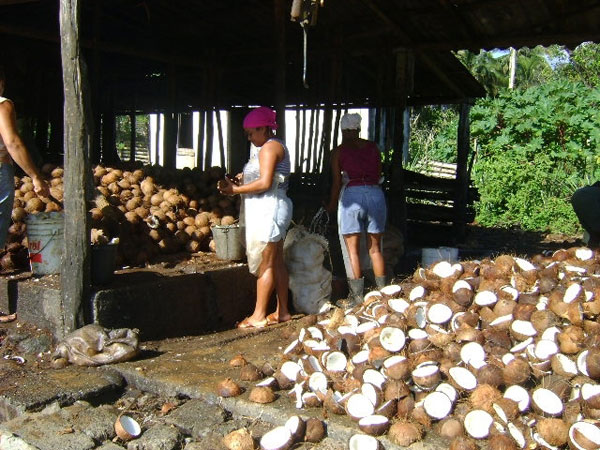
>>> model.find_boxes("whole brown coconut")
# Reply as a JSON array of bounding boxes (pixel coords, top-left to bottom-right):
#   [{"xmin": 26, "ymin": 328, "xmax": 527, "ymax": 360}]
[
  {"xmin": 537, "ymin": 418, "xmax": 568, "ymax": 447},
  {"xmin": 469, "ymin": 384, "xmax": 502, "ymax": 414},
  {"xmin": 248, "ymin": 386, "xmax": 276, "ymax": 404},
  {"xmin": 448, "ymin": 436, "xmax": 478, "ymax": 450},
  {"xmin": 388, "ymin": 421, "xmax": 423, "ymax": 447},
  {"xmin": 304, "ymin": 418, "xmax": 326, "ymax": 443},
  {"xmin": 487, "ymin": 434, "xmax": 517, "ymax": 450},
  {"xmin": 217, "ymin": 378, "xmax": 243, "ymax": 397},
  {"xmin": 240, "ymin": 363, "xmax": 263, "ymax": 381},
  {"xmin": 222, "ymin": 428, "xmax": 255, "ymax": 450}
]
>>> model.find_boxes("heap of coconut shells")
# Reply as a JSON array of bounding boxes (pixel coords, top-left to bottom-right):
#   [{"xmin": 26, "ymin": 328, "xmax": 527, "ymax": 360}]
[
  {"xmin": 258, "ymin": 247, "xmax": 600, "ymax": 449},
  {"xmin": 2, "ymin": 163, "xmax": 240, "ymax": 271}
]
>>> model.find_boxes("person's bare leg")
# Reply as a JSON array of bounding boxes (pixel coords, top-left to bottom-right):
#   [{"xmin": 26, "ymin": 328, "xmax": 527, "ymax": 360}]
[
  {"xmin": 367, "ymin": 233, "xmax": 385, "ymax": 277},
  {"xmin": 343, "ymin": 233, "xmax": 362, "ymax": 279},
  {"xmin": 271, "ymin": 240, "xmax": 291, "ymax": 322},
  {"xmin": 244, "ymin": 242, "xmax": 277, "ymax": 326}
]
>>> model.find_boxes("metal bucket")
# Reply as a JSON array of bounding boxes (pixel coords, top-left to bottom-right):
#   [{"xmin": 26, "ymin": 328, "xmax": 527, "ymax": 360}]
[
  {"xmin": 211, "ymin": 225, "xmax": 244, "ymax": 261},
  {"xmin": 25, "ymin": 211, "xmax": 64, "ymax": 275},
  {"xmin": 421, "ymin": 246, "xmax": 459, "ymax": 268}
]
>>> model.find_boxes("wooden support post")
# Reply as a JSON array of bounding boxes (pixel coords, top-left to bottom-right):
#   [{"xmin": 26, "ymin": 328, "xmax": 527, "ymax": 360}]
[
  {"xmin": 227, "ymin": 108, "xmax": 248, "ymax": 175},
  {"xmin": 154, "ymin": 113, "xmax": 161, "ymax": 164},
  {"xmin": 204, "ymin": 110, "xmax": 214, "ymax": 169},
  {"xmin": 129, "ymin": 113, "xmax": 136, "ymax": 162},
  {"xmin": 453, "ymin": 101, "xmax": 472, "ymax": 240},
  {"xmin": 101, "ymin": 109, "xmax": 117, "ymax": 164},
  {"xmin": 215, "ymin": 109, "xmax": 226, "ymax": 170},
  {"xmin": 59, "ymin": 0, "xmax": 92, "ymax": 336},
  {"xmin": 274, "ymin": 0, "xmax": 286, "ymax": 140},
  {"xmin": 163, "ymin": 112, "xmax": 177, "ymax": 168},
  {"xmin": 299, "ymin": 109, "xmax": 307, "ymax": 172},
  {"xmin": 196, "ymin": 111, "xmax": 205, "ymax": 169}
]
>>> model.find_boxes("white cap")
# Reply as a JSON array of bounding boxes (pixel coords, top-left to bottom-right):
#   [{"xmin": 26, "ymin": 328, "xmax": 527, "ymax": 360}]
[{"xmin": 340, "ymin": 113, "xmax": 361, "ymax": 131}]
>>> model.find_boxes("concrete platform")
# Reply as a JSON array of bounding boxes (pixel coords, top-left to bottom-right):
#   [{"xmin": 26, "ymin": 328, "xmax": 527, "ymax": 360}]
[{"xmin": 0, "ymin": 263, "xmax": 256, "ymax": 339}]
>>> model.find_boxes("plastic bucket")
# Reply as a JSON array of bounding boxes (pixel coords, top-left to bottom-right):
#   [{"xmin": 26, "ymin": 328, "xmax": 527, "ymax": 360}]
[
  {"xmin": 92, "ymin": 243, "xmax": 118, "ymax": 285},
  {"xmin": 421, "ymin": 246, "xmax": 459, "ymax": 268},
  {"xmin": 211, "ymin": 225, "xmax": 244, "ymax": 261},
  {"xmin": 25, "ymin": 211, "xmax": 64, "ymax": 275}
]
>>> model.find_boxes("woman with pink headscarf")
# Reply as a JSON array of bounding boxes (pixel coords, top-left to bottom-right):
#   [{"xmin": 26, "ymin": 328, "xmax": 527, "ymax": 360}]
[{"xmin": 218, "ymin": 106, "xmax": 293, "ymax": 328}]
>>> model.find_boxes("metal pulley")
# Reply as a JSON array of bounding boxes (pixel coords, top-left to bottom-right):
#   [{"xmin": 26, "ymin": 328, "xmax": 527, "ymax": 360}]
[{"xmin": 290, "ymin": 0, "xmax": 325, "ymax": 89}]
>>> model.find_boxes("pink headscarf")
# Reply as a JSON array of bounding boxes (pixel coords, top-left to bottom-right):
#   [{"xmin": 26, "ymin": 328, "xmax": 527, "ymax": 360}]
[{"xmin": 243, "ymin": 106, "xmax": 278, "ymax": 130}]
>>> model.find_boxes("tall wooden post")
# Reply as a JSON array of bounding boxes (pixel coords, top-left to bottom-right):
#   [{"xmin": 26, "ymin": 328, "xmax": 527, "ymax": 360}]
[
  {"xmin": 454, "ymin": 101, "xmax": 472, "ymax": 240},
  {"xmin": 59, "ymin": 0, "xmax": 91, "ymax": 336}
]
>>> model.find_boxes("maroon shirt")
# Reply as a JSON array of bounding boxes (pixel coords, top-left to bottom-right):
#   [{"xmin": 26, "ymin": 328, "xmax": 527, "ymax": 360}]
[{"xmin": 338, "ymin": 141, "xmax": 381, "ymax": 186}]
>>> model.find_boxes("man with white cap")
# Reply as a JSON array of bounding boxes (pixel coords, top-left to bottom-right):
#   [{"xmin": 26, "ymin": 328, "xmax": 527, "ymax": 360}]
[{"xmin": 327, "ymin": 112, "xmax": 387, "ymax": 307}]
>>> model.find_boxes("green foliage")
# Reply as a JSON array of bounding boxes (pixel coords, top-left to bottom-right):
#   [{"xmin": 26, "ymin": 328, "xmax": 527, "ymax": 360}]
[
  {"xmin": 471, "ymin": 80, "xmax": 600, "ymax": 233},
  {"xmin": 553, "ymin": 42, "xmax": 600, "ymax": 88},
  {"xmin": 406, "ymin": 106, "xmax": 458, "ymax": 169}
]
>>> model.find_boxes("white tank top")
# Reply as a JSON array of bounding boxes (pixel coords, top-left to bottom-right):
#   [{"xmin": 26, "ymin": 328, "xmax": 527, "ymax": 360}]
[{"xmin": 0, "ymin": 97, "xmax": 10, "ymax": 158}]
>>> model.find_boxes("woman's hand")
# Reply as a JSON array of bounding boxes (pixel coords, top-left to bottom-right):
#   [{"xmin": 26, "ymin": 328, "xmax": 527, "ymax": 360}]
[{"xmin": 217, "ymin": 177, "xmax": 235, "ymax": 196}]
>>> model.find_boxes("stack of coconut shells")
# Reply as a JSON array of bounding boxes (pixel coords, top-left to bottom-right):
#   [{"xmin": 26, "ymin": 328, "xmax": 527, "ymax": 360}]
[
  {"xmin": 247, "ymin": 248, "xmax": 600, "ymax": 449},
  {"xmin": 2, "ymin": 163, "xmax": 240, "ymax": 272}
]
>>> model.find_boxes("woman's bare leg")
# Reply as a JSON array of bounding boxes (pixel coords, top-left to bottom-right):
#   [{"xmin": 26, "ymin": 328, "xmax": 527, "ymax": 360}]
[
  {"xmin": 272, "ymin": 240, "xmax": 291, "ymax": 321},
  {"xmin": 343, "ymin": 233, "xmax": 362, "ymax": 279},
  {"xmin": 245, "ymin": 242, "xmax": 277, "ymax": 325},
  {"xmin": 367, "ymin": 233, "xmax": 385, "ymax": 277}
]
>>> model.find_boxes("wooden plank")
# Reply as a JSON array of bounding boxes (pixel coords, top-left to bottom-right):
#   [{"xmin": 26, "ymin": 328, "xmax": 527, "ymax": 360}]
[{"xmin": 59, "ymin": 0, "xmax": 91, "ymax": 336}]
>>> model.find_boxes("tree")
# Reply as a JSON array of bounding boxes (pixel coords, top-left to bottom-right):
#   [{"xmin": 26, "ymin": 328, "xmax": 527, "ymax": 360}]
[{"xmin": 554, "ymin": 42, "xmax": 600, "ymax": 88}]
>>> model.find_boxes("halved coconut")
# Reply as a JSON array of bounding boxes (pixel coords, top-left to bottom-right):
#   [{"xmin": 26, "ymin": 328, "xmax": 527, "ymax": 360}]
[
  {"xmin": 568, "ymin": 421, "xmax": 600, "ymax": 450},
  {"xmin": 280, "ymin": 361, "xmax": 302, "ymax": 383},
  {"xmin": 575, "ymin": 247, "xmax": 594, "ymax": 260},
  {"xmin": 284, "ymin": 415, "xmax": 306, "ymax": 442},
  {"xmin": 581, "ymin": 383, "xmax": 600, "ymax": 408},
  {"xmin": 380, "ymin": 284, "xmax": 401, "ymax": 296},
  {"xmin": 348, "ymin": 434, "xmax": 380, "ymax": 450},
  {"xmin": 577, "ymin": 350, "xmax": 589, "ymax": 376},
  {"xmin": 356, "ymin": 321, "xmax": 378, "ymax": 334},
  {"xmin": 260, "ymin": 426, "xmax": 293, "ymax": 450},
  {"xmin": 301, "ymin": 391, "xmax": 322, "ymax": 407},
  {"xmin": 358, "ymin": 414, "xmax": 390, "ymax": 436},
  {"xmin": 510, "ymin": 320, "xmax": 537, "ymax": 340},
  {"xmin": 409, "ymin": 285, "xmax": 426, "ymax": 301},
  {"xmin": 307, "ymin": 326, "xmax": 324, "ymax": 340},
  {"xmin": 308, "ymin": 371, "xmax": 328, "ymax": 395},
  {"xmin": 412, "ymin": 363, "xmax": 441, "ymax": 390},
  {"xmin": 256, "ymin": 377, "xmax": 279, "ymax": 390},
  {"xmin": 504, "ymin": 385, "xmax": 530, "ymax": 412},
  {"xmin": 427, "ymin": 303, "xmax": 453, "ymax": 324},
  {"xmin": 361, "ymin": 382, "xmax": 382, "ymax": 408},
  {"xmin": 464, "ymin": 409, "xmax": 493, "ymax": 439},
  {"xmin": 460, "ymin": 341, "xmax": 485, "ymax": 366},
  {"xmin": 432, "ymin": 261, "xmax": 457, "ymax": 278},
  {"xmin": 474, "ymin": 290, "xmax": 497, "ymax": 307},
  {"xmin": 551, "ymin": 353, "xmax": 578, "ymax": 378},
  {"xmin": 535, "ymin": 339, "xmax": 559, "ymax": 360},
  {"xmin": 346, "ymin": 393, "xmax": 375, "ymax": 420},
  {"xmin": 532, "ymin": 388, "xmax": 564, "ymax": 416},
  {"xmin": 564, "ymin": 283, "xmax": 583, "ymax": 304},
  {"xmin": 423, "ymin": 391, "xmax": 454, "ymax": 419},
  {"xmin": 362, "ymin": 368, "xmax": 387, "ymax": 389},
  {"xmin": 448, "ymin": 366, "xmax": 478, "ymax": 391},
  {"xmin": 383, "ymin": 355, "xmax": 410, "ymax": 380},
  {"xmin": 283, "ymin": 339, "xmax": 302, "ymax": 355},
  {"xmin": 388, "ymin": 298, "xmax": 410, "ymax": 314},
  {"xmin": 408, "ymin": 328, "xmax": 429, "ymax": 340},
  {"xmin": 508, "ymin": 422, "xmax": 527, "ymax": 449},
  {"xmin": 492, "ymin": 398, "xmax": 519, "ymax": 424},
  {"xmin": 324, "ymin": 351, "xmax": 347, "ymax": 372},
  {"xmin": 379, "ymin": 327, "xmax": 406, "ymax": 352},
  {"xmin": 436, "ymin": 382, "xmax": 458, "ymax": 403}
]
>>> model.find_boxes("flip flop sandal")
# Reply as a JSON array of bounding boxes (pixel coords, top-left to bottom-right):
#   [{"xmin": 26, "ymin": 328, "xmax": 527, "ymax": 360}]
[
  {"xmin": 237, "ymin": 317, "xmax": 268, "ymax": 329},
  {"xmin": 266, "ymin": 312, "xmax": 291, "ymax": 326}
]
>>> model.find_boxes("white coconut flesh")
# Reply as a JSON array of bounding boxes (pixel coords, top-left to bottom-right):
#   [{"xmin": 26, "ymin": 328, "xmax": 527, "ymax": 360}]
[
  {"xmin": 284, "ymin": 415, "xmax": 304, "ymax": 441},
  {"xmin": 514, "ymin": 257, "xmax": 536, "ymax": 272},
  {"xmin": 379, "ymin": 327, "xmax": 406, "ymax": 352},
  {"xmin": 577, "ymin": 350, "xmax": 589, "ymax": 376},
  {"xmin": 308, "ymin": 371, "xmax": 328, "ymax": 394},
  {"xmin": 281, "ymin": 361, "xmax": 301, "ymax": 381},
  {"xmin": 257, "ymin": 377, "xmax": 278, "ymax": 389},
  {"xmin": 581, "ymin": 383, "xmax": 600, "ymax": 402},
  {"xmin": 436, "ymin": 382, "xmax": 458, "ymax": 403},
  {"xmin": 260, "ymin": 426, "xmax": 293, "ymax": 450},
  {"xmin": 302, "ymin": 392, "xmax": 320, "ymax": 406},
  {"xmin": 358, "ymin": 414, "xmax": 390, "ymax": 435},
  {"xmin": 324, "ymin": 351, "xmax": 347, "ymax": 372},
  {"xmin": 352, "ymin": 350, "xmax": 370, "ymax": 365},
  {"xmin": 490, "ymin": 314, "xmax": 513, "ymax": 327},
  {"xmin": 448, "ymin": 366, "xmax": 478, "ymax": 390},
  {"xmin": 569, "ymin": 421, "xmax": 600, "ymax": 450},
  {"xmin": 502, "ymin": 353, "xmax": 516, "ymax": 366},
  {"xmin": 564, "ymin": 283, "xmax": 583, "ymax": 303},
  {"xmin": 508, "ymin": 422, "xmax": 526, "ymax": 449},
  {"xmin": 346, "ymin": 393, "xmax": 375, "ymax": 419},
  {"xmin": 408, "ymin": 328, "xmax": 428, "ymax": 340},
  {"xmin": 474, "ymin": 290, "xmax": 497, "ymax": 306},
  {"xmin": 364, "ymin": 291, "xmax": 382, "ymax": 302},
  {"xmin": 452, "ymin": 279, "xmax": 472, "ymax": 293},
  {"xmin": 427, "ymin": 303, "xmax": 453, "ymax": 324},
  {"xmin": 337, "ymin": 325, "xmax": 356, "ymax": 335},
  {"xmin": 356, "ymin": 321, "xmax": 378, "ymax": 335},
  {"xmin": 510, "ymin": 337, "xmax": 534, "ymax": 353},
  {"xmin": 535, "ymin": 339, "xmax": 559, "ymax": 360},
  {"xmin": 361, "ymin": 383, "xmax": 380, "ymax": 407},
  {"xmin": 284, "ymin": 339, "xmax": 300, "ymax": 355},
  {"xmin": 118, "ymin": 415, "xmax": 141, "ymax": 437},
  {"xmin": 383, "ymin": 355, "xmax": 407, "ymax": 371},
  {"xmin": 409, "ymin": 285, "xmax": 426, "ymax": 301},
  {"xmin": 304, "ymin": 339, "xmax": 329, "ymax": 353},
  {"xmin": 532, "ymin": 388, "xmax": 563, "ymax": 416},
  {"xmin": 565, "ymin": 265, "xmax": 587, "ymax": 274},
  {"xmin": 414, "ymin": 306, "xmax": 427, "ymax": 328},
  {"xmin": 423, "ymin": 391, "xmax": 454, "ymax": 419},
  {"xmin": 553, "ymin": 353, "xmax": 578, "ymax": 376},
  {"xmin": 541, "ymin": 326, "xmax": 561, "ymax": 342},
  {"xmin": 536, "ymin": 300, "xmax": 548, "ymax": 311},
  {"xmin": 460, "ymin": 342, "xmax": 486, "ymax": 366},
  {"xmin": 345, "ymin": 314, "xmax": 360, "ymax": 327},
  {"xmin": 450, "ymin": 312, "xmax": 466, "ymax": 332},
  {"xmin": 307, "ymin": 326, "xmax": 324, "ymax": 340},
  {"xmin": 348, "ymin": 434, "xmax": 379, "ymax": 450},
  {"xmin": 464, "ymin": 409, "xmax": 494, "ymax": 439},
  {"xmin": 432, "ymin": 261, "xmax": 455, "ymax": 278},
  {"xmin": 585, "ymin": 290, "xmax": 594, "ymax": 301},
  {"xmin": 380, "ymin": 284, "xmax": 401, "ymax": 296},
  {"xmin": 388, "ymin": 298, "xmax": 410, "ymax": 313},
  {"xmin": 501, "ymin": 285, "xmax": 519, "ymax": 301},
  {"xmin": 504, "ymin": 385, "xmax": 530, "ymax": 412},
  {"xmin": 306, "ymin": 355, "xmax": 322, "ymax": 372},
  {"xmin": 362, "ymin": 369, "xmax": 386, "ymax": 389},
  {"xmin": 290, "ymin": 383, "xmax": 304, "ymax": 409},
  {"xmin": 511, "ymin": 320, "xmax": 537, "ymax": 338},
  {"xmin": 575, "ymin": 247, "xmax": 594, "ymax": 260}
]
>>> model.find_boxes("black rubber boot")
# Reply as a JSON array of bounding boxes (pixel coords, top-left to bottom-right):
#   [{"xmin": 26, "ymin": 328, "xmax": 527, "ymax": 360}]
[
  {"xmin": 375, "ymin": 275, "xmax": 387, "ymax": 290},
  {"xmin": 336, "ymin": 278, "xmax": 364, "ymax": 309}
]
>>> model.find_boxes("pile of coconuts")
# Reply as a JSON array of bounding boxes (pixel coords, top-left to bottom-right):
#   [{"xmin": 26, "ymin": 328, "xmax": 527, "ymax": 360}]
[
  {"xmin": 2, "ymin": 163, "xmax": 240, "ymax": 272},
  {"xmin": 221, "ymin": 247, "xmax": 600, "ymax": 449}
]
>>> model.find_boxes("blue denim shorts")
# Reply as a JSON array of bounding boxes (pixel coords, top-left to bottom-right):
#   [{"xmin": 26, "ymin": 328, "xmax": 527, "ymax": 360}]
[
  {"xmin": 339, "ymin": 185, "xmax": 386, "ymax": 234},
  {"xmin": 0, "ymin": 163, "xmax": 15, "ymax": 248}
]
